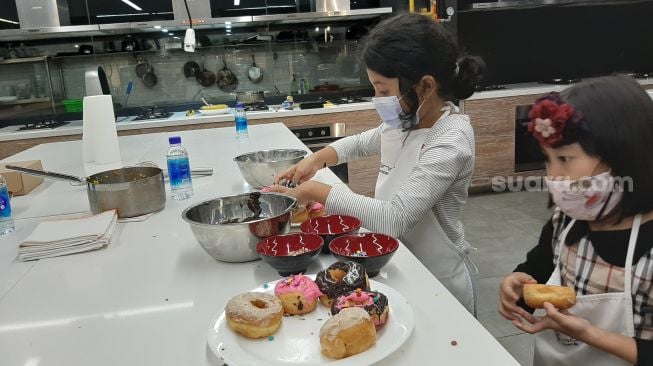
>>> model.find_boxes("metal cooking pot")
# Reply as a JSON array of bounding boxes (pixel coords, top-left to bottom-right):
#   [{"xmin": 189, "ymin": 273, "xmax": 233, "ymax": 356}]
[
  {"xmin": 236, "ymin": 91, "xmax": 264, "ymax": 104},
  {"xmin": 6, "ymin": 165, "xmax": 166, "ymax": 218}
]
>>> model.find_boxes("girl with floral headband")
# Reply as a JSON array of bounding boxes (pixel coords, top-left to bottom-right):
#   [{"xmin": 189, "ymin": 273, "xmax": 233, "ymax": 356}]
[{"xmin": 499, "ymin": 75, "xmax": 653, "ymax": 366}]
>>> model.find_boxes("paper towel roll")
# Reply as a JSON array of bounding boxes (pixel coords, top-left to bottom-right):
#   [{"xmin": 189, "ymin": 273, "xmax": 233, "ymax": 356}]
[{"xmin": 82, "ymin": 95, "xmax": 121, "ymax": 165}]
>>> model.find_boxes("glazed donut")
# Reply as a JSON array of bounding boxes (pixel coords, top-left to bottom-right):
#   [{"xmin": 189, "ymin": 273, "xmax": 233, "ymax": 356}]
[
  {"xmin": 315, "ymin": 261, "xmax": 370, "ymax": 307},
  {"xmin": 274, "ymin": 274, "xmax": 323, "ymax": 315},
  {"xmin": 331, "ymin": 289, "xmax": 389, "ymax": 329},
  {"xmin": 523, "ymin": 284, "xmax": 576, "ymax": 310},
  {"xmin": 320, "ymin": 307, "xmax": 376, "ymax": 359},
  {"xmin": 225, "ymin": 292, "xmax": 284, "ymax": 338}
]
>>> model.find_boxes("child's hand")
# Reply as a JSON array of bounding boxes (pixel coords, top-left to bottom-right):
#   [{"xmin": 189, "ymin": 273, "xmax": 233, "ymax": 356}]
[
  {"xmin": 511, "ymin": 302, "xmax": 593, "ymax": 341},
  {"xmin": 499, "ymin": 272, "xmax": 537, "ymax": 321}
]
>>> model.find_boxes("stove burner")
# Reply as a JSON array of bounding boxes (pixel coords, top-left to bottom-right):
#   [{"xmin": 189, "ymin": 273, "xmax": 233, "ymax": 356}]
[
  {"xmin": 243, "ymin": 103, "xmax": 269, "ymax": 112},
  {"xmin": 475, "ymin": 84, "xmax": 507, "ymax": 92},
  {"xmin": 538, "ymin": 78, "xmax": 581, "ymax": 85},
  {"xmin": 133, "ymin": 106, "xmax": 173, "ymax": 121},
  {"xmin": 18, "ymin": 120, "xmax": 69, "ymax": 130}
]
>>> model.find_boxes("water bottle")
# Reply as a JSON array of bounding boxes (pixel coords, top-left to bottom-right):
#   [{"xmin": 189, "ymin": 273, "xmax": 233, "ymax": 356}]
[
  {"xmin": 0, "ymin": 175, "xmax": 15, "ymax": 235},
  {"xmin": 235, "ymin": 103, "xmax": 249, "ymax": 142},
  {"xmin": 166, "ymin": 136, "xmax": 193, "ymax": 200}
]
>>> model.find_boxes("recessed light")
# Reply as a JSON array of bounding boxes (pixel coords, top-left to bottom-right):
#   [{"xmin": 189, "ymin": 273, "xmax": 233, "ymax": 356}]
[{"xmin": 154, "ymin": 25, "xmax": 162, "ymax": 29}]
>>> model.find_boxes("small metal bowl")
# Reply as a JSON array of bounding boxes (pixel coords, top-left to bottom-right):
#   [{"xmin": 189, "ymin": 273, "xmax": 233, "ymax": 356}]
[
  {"xmin": 182, "ymin": 193, "xmax": 297, "ymax": 262},
  {"xmin": 233, "ymin": 149, "xmax": 307, "ymax": 189}
]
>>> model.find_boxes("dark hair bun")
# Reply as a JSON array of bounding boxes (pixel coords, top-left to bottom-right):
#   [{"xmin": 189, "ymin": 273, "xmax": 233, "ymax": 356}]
[{"xmin": 452, "ymin": 56, "xmax": 486, "ymax": 100}]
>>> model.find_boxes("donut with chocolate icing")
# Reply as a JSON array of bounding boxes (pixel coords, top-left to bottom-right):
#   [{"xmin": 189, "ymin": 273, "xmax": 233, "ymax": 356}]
[
  {"xmin": 331, "ymin": 288, "xmax": 389, "ymax": 329},
  {"xmin": 315, "ymin": 261, "xmax": 370, "ymax": 307}
]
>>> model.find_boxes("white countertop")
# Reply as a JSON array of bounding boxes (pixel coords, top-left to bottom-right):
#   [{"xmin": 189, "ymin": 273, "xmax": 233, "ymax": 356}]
[
  {"xmin": 0, "ymin": 102, "xmax": 376, "ymax": 142},
  {"xmin": 465, "ymin": 78, "xmax": 653, "ymax": 101},
  {"xmin": 0, "ymin": 123, "xmax": 518, "ymax": 366}
]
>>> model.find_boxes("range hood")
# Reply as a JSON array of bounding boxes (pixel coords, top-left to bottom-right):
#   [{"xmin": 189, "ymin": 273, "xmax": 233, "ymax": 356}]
[{"xmin": 0, "ymin": 0, "xmax": 391, "ymax": 42}]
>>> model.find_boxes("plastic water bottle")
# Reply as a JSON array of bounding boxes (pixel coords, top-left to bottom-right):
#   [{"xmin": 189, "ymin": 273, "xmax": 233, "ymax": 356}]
[
  {"xmin": 0, "ymin": 175, "xmax": 15, "ymax": 235},
  {"xmin": 235, "ymin": 103, "xmax": 249, "ymax": 142},
  {"xmin": 166, "ymin": 136, "xmax": 193, "ymax": 200}
]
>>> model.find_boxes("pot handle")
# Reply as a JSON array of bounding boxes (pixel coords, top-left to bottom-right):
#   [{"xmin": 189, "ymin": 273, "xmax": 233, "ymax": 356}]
[{"xmin": 5, "ymin": 165, "xmax": 86, "ymax": 184}]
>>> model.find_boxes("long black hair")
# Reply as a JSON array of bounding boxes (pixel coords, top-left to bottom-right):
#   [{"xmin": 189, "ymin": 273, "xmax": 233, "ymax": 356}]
[
  {"xmin": 559, "ymin": 74, "xmax": 653, "ymax": 221},
  {"xmin": 362, "ymin": 13, "xmax": 485, "ymax": 129}
]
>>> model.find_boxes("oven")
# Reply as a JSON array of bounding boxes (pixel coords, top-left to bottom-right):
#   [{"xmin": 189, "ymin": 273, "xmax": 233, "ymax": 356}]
[
  {"xmin": 514, "ymin": 105, "xmax": 545, "ymax": 172},
  {"xmin": 290, "ymin": 123, "xmax": 349, "ymax": 183}
]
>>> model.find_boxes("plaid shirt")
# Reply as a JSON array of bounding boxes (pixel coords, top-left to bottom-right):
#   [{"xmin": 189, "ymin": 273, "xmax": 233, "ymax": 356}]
[{"xmin": 551, "ymin": 209, "xmax": 653, "ymax": 340}]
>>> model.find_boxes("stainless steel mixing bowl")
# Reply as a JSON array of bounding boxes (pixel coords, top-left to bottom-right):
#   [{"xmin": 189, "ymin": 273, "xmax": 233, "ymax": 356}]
[
  {"xmin": 182, "ymin": 193, "xmax": 297, "ymax": 262},
  {"xmin": 233, "ymin": 149, "xmax": 307, "ymax": 188}
]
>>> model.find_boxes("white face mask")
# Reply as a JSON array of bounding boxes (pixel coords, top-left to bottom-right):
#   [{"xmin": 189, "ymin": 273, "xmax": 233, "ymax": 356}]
[
  {"xmin": 546, "ymin": 171, "xmax": 623, "ymax": 221},
  {"xmin": 372, "ymin": 94, "xmax": 425, "ymax": 130}
]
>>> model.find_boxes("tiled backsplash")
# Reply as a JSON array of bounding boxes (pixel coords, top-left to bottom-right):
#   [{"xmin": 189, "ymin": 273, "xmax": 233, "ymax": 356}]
[{"xmin": 56, "ymin": 40, "xmax": 369, "ymax": 107}]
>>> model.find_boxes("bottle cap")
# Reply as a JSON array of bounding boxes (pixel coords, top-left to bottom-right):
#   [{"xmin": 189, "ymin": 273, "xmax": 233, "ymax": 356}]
[{"xmin": 169, "ymin": 136, "xmax": 181, "ymax": 144}]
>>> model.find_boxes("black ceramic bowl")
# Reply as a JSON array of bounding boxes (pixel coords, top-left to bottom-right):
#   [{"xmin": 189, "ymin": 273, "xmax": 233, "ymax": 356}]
[
  {"xmin": 256, "ymin": 233, "xmax": 324, "ymax": 276},
  {"xmin": 328, "ymin": 233, "xmax": 399, "ymax": 277},
  {"xmin": 300, "ymin": 215, "xmax": 361, "ymax": 254}
]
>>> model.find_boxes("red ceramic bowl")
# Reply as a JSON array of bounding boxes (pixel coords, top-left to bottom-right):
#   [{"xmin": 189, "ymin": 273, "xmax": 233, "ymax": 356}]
[
  {"xmin": 328, "ymin": 233, "xmax": 399, "ymax": 277},
  {"xmin": 300, "ymin": 215, "xmax": 362, "ymax": 253},
  {"xmin": 256, "ymin": 233, "xmax": 324, "ymax": 276}
]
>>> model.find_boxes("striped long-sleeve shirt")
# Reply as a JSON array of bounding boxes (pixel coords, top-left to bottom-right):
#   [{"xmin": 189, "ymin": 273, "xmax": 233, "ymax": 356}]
[{"xmin": 325, "ymin": 113, "xmax": 475, "ymax": 248}]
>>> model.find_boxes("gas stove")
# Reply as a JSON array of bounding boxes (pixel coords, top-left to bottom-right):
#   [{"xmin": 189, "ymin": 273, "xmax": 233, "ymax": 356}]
[
  {"xmin": 133, "ymin": 106, "xmax": 173, "ymax": 121},
  {"xmin": 475, "ymin": 84, "xmax": 507, "ymax": 92},
  {"xmin": 539, "ymin": 78, "xmax": 581, "ymax": 85},
  {"xmin": 332, "ymin": 95, "xmax": 367, "ymax": 104},
  {"xmin": 243, "ymin": 103, "xmax": 269, "ymax": 112},
  {"xmin": 18, "ymin": 120, "xmax": 69, "ymax": 131}
]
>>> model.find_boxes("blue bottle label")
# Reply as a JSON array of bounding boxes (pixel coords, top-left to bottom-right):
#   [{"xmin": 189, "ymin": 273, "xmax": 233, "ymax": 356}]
[
  {"xmin": 235, "ymin": 116, "xmax": 248, "ymax": 134},
  {"xmin": 0, "ymin": 186, "xmax": 11, "ymax": 218},
  {"xmin": 167, "ymin": 157, "xmax": 192, "ymax": 188}
]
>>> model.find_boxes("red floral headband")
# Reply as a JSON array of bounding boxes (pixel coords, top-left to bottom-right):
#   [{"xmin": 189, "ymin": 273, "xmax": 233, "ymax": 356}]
[{"xmin": 528, "ymin": 92, "xmax": 583, "ymax": 147}]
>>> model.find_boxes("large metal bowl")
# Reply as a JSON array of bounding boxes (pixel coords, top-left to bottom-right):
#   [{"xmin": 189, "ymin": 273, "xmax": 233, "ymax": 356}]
[
  {"xmin": 182, "ymin": 193, "xmax": 297, "ymax": 262},
  {"xmin": 233, "ymin": 149, "xmax": 307, "ymax": 189}
]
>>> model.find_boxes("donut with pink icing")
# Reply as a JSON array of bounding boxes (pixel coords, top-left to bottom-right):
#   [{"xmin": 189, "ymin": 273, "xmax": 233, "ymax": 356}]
[
  {"xmin": 330, "ymin": 288, "xmax": 389, "ymax": 329},
  {"xmin": 274, "ymin": 274, "xmax": 323, "ymax": 315}
]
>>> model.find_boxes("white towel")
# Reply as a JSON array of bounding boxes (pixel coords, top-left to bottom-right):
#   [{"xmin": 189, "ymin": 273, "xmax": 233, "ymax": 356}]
[{"xmin": 18, "ymin": 210, "xmax": 118, "ymax": 261}]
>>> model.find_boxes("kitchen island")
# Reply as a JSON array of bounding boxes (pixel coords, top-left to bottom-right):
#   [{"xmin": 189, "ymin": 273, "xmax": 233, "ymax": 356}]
[{"xmin": 0, "ymin": 123, "xmax": 518, "ymax": 366}]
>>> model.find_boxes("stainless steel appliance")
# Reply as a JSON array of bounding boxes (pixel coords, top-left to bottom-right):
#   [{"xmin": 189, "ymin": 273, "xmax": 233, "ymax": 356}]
[
  {"xmin": 514, "ymin": 105, "xmax": 545, "ymax": 172},
  {"xmin": 290, "ymin": 123, "xmax": 349, "ymax": 183}
]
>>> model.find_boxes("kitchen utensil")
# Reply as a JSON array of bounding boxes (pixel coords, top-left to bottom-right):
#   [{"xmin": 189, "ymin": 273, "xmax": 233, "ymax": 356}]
[
  {"xmin": 121, "ymin": 38, "xmax": 138, "ymax": 52},
  {"xmin": 197, "ymin": 64, "xmax": 216, "ymax": 87},
  {"xmin": 248, "ymin": 54, "xmax": 263, "ymax": 83},
  {"xmin": 256, "ymin": 233, "xmax": 323, "ymax": 276},
  {"xmin": 233, "ymin": 149, "xmax": 307, "ymax": 189},
  {"xmin": 235, "ymin": 91, "xmax": 264, "ymax": 105},
  {"xmin": 200, "ymin": 97, "xmax": 210, "ymax": 107},
  {"xmin": 300, "ymin": 214, "xmax": 361, "ymax": 253},
  {"xmin": 140, "ymin": 63, "xmax": 158, "ymax": 88},
  {"xmin": 329, "ymin": 233, "xmax": 399, "ymax": 277},
  {"xmin": 217, "ymin": 57, "xmax": 238, "ymax": 92},
  {"xmin": 6, "ymin": 165, "xmax": 166, "ymax": 218},
  {"xmin": 140, "ymin": 38, "xmax": 159, "ymax": 51},
  {"xmin": 183, "ymin": 60, "xmax": 201, "ymax": 79},
  {"xmin": 135, "ymin": 59, "xmax": 151, "ymax": 78},
  {"xmin": 78, "ymin": 45, "xmax": 93, "ymax": 54},
  {"xmin": 182, "ymin": 193, "xmax": 297, "ymax": 262},
  {"xmin": 122, "ymin": 81, "xmax": 133, "ymax": 109}
]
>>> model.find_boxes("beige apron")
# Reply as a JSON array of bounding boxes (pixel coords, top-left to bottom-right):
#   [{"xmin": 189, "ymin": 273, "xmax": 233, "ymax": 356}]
[
  {"xmin": 374, "ymin": 104, "xmax": 477, "ymax": 314},
  {"xmin": 533, "ymin": 214, "xmax": 641, "ymax": 366}
]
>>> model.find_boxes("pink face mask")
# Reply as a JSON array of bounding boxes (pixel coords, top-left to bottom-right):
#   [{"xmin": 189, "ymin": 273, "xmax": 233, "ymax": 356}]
[{"xmin": 546, "ymin": 171, "xmax": 623, "ymax": 221}]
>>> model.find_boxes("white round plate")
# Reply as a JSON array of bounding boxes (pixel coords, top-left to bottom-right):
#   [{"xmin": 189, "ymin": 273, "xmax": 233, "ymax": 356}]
[
  {"xmin": 199, "ymin": 108, "xmax": 230, "ymax": 116},
  {"xmin": 207, "ymin": 275, "xmax": 414, "ymax": 366}
]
